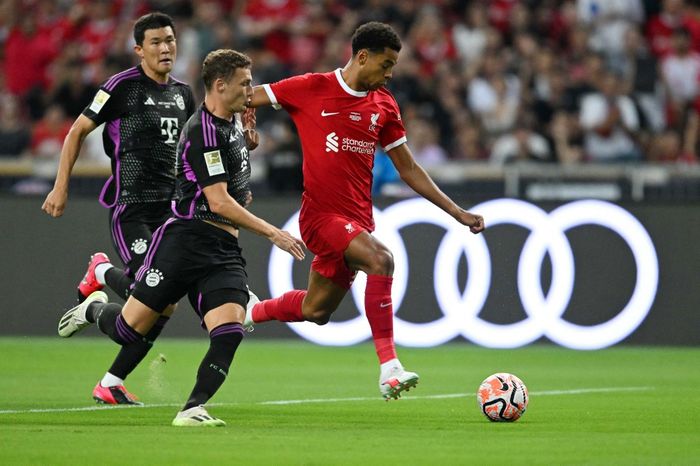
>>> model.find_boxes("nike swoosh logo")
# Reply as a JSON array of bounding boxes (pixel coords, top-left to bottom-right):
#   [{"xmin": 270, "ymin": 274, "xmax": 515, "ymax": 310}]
[
  {"xmin": 380, "ymin": 302, "xmax": 391, "ymax": 308},
  {"xmin": 321, "ymin": 110, "xmax": 339, "ymax": 117}
]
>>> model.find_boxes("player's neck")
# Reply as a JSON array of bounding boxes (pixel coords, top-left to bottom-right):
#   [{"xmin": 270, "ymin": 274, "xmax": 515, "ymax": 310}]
[
  {"xmin": 204, "ymin": 96, "xmax": 233, "ymax": 121},
  {"xmin": 141, "ymin": 63, "xmax": 169, "ymax": 85},
  {"xmin": 340, "ymin": 64, "xmax": 368, "ymax": 93}
]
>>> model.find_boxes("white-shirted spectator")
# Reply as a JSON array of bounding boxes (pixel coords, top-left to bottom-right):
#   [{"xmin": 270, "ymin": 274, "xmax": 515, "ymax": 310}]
[{"xmin": 580, "ymin": 72, "xmax": 641, "ymax": 161}]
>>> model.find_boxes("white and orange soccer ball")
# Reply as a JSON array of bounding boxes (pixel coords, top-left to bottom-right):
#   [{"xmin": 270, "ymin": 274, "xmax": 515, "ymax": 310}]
[{"xmin": 477, "ymin": 373, "xmax": 529, "ymax": 422}]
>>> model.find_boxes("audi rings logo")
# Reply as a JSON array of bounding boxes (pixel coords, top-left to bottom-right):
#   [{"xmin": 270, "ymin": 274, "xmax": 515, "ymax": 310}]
[{"xmin": 268, "ymin": 199, "xmax": 659, "ymax": 350}]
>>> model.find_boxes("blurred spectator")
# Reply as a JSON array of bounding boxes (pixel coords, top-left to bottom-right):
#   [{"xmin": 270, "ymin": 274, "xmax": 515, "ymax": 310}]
[
  {"xmin": 621, "ymin": 26, "xmax": 665, "ymax": 133},
  {"xmin": 646, "ymin": 128, "xmax": 696, "ymax": 162},
  {"xmin": 452, "ymin": 3, "xmax": 489, "ymax": 66},
  {"xmin": 579, "ymin": 71, "xmax": 641, "ymax": 161},
  {"xmin": 646, "ymin": 0, "xmax": 700, "ymax": 57},
  {"xmin": 577, "ymin": 0, "xmax": 645, "ymax": 59},
  {"xmin": 451, "ymin": 121, "xmax": 488, "ymax": 161},
  {"xmin": 468, "ymin": 55, "xmax": 521, "ymax": 138},
  {"xmin": 661, "ymin": 27, "xmax": 700, "ymax": 126},
  {"xmin": 490, "ymin": 119, "xmax": 552, "ymax": 164},
  {"xmin": 406, "ymin": 117, "xmax": 448, "ymax": 167},
  {"xmin": 30, "ymin": 105, "xmax": 71, "ymax": 160},
  {"xmin": 4, "ymin": 15, "xmax": 59, "ymax": 96},
  {"xmin": 50, "ymin": 60, "xmax": 99, "ymax": 118},
  {"xmin": 0, "ymin": 97, "xmax": 30, "ymax": 157}
]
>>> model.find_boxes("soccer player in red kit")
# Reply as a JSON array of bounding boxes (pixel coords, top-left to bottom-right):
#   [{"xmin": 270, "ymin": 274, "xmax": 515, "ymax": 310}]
[{"xmin": 245, "ymin": 22, "xmax": 485, "ymax": 400}]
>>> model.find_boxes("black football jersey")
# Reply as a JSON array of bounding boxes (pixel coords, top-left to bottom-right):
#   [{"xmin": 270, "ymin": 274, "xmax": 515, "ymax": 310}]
[
  {"xmin": 82, "ymin": 65, "xmax": 195, "ymax": 206},
  {"xmin": 172, "ymin": 103, "xmax": 251, "ymax": 226}
]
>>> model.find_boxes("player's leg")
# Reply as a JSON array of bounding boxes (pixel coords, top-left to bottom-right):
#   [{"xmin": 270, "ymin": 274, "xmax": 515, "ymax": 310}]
[
  {"xmin": 173, "ymin": 289, "xmax": 247, "ymax": 427},
  {"xmin": 345, "ymin": 232, "xmax": 419, "ymax": 400},
  {"xmin": 78, "ymin": 203, "xmax": 168, "ymax": 302},
  {"xmin": 79, "ymin": 295, "xmax": 161, "ymax": 405},
  {"xmin": 92, "ymin": 219, "xmax": 186, "ymax": 404},
  {"xmin": 246, "ymin": 215, "xmax": 353, "ymax": 328},
  {"xmin": 96, "ymin": 207, "xmax": 177, "ymax": 396},
  {"xmin": 247, "ymin": 268, "xmax": 346, "ymax": 328}
]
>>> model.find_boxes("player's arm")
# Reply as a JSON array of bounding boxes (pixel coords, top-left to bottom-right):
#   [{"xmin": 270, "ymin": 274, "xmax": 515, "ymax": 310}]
[
  {"xmin": 202, "ymin": 182, "xmax": 305, "ymax": 260},
  {"xmin": 248, "ymin": 85, "xmax": 272, "ymax": 108},
  {"xmin": 41, "ymin": 114, "xmax": 98, "ymax": 217},
  {"xmin": 387, "ymin": 143, "xmax": 485, "ymax": 234}
]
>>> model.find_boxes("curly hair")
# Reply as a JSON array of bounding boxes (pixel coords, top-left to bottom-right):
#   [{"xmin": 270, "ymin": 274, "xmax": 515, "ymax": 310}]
[{"xmin": 351, "ymin": 22, "xmax": 402, "ymax": 55}]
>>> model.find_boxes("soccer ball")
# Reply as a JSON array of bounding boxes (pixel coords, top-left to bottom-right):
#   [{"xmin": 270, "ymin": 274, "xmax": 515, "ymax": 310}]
[{"xmin": 477, "ymin": 373, "xmax": 528, "ymax": 422}]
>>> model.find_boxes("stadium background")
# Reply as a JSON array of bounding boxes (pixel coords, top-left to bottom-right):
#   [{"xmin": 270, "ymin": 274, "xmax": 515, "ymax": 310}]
[{"xmin": 1, "ymin": 0, "xmax": 699, "ymax": 348}]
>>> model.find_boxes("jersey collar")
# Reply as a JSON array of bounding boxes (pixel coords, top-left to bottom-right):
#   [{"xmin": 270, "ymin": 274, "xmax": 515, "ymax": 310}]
[{"xmin": 334, "ymin": 69, "xmax": 368, "ymax": 98}]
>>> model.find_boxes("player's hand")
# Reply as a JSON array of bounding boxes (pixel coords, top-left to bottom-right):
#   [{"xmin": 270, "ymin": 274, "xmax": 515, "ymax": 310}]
[
  {"xmin": 243, "ymin": 190, "xmax": 253, "ymax": 208},
  {"xmin": 42, "ymin": 188, "xmax": 68, "ymax": 218},
  {"xmin": 270, "ymin": 230, "xmax": 306, "ymax": 260},
  {"xmin": 456, "ymin": 209, "xmax": 485, "ymax": 234},
  {"xmin": 243, "ymin": 107, "xmax": 259, "ymax": 150}
]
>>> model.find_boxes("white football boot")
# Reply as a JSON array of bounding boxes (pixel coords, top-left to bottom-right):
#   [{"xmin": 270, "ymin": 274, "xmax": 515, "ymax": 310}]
[
  {"xmin": 243, "ymin": 289, "xmax": 260, "ymax": 332},
  {"xmin": 172, "ymin": 405, "xmax": 226, "ymax": 427},
  {"xmin": 58, "ymin": 291, "xmax": 108, "ymax": 337},
  {"xmin": 379, "ymin": 359, "xmax": 419, "ymax": 401}
]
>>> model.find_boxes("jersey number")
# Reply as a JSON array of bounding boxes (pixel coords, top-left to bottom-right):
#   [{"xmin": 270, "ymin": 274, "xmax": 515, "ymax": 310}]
[{"xmin": 160, "ymin": 117, "xmax": 179, "ymax": 144}]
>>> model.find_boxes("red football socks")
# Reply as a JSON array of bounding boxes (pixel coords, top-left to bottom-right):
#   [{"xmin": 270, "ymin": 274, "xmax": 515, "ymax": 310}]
[
  {"xmin": 365, "ymin": 274, "xmax": 397, "ymax": 363},
  {"xmin": 252, "ymin": 290, "xmax": 306, "ymax": 322}
]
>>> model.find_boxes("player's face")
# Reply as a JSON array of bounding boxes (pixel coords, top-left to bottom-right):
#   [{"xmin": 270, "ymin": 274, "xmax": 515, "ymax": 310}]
[
  {"xmin": 222, "ymin": 67, "xmax": 253, "ymax": 113},
  {"xmin": 135, "ymin": 27, "xmax": 177, "ymax": 78},
  {"xmin": 360, "ymin": 48, "xmax": 399, "ymax": 90}
]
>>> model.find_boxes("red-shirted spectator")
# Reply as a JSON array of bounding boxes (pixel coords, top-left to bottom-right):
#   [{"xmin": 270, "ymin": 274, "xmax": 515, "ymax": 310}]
[
  {"xmin": 241, "ymin": 0, "xmax": 303, "ymax": 65},
  {"xmin": 30, "ymin": 105, "xmax": 71, "ymax": 159},
  {"xmin": 4, "ymin": 16, "xmax": 59, "ymax": 95},
  {"xmin": 647, "ymin": 0, "xmax": 700, "ymax": 56}
]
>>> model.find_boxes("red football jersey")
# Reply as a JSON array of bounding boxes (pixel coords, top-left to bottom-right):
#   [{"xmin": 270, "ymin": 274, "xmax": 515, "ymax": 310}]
[{"xmin": 264, "ymin": 69, "xmax": 407, "ymax": 231}]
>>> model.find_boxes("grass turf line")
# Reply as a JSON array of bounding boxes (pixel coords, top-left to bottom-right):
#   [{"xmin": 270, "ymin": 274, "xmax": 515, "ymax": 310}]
[{"xmin": 0, "ymin": 337, "xmax": 698, "ymax": 465}]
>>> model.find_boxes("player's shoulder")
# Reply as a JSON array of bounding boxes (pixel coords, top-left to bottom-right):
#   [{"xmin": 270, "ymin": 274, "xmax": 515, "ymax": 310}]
[
  {"xmin": 168, "ymin": 75, "xmax": 192, "ymax": 91},
  {"xmin": 280, "ymin": 71, "xmax": 332, "ymax": 86},
  {"xmin": 101, "ymin": 66, "xmax": 142, "ymax": 93},
  {"xmin": 373, "ymin": 86, "xmax": 399, "ymax": 104}
]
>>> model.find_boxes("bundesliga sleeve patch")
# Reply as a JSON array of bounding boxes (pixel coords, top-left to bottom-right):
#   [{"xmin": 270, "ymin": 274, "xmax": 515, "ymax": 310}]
[
  {"xmin": 204, "ymin": 150, "xmax": 225, "ymax": 176},
  {"xmin": 89, "ymin": 90, "xmax": 111, "ymax": 114}
]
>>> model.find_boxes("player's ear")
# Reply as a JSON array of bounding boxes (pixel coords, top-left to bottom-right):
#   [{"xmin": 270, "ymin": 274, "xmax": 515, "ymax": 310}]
[
  {"xmin": 134, "ymin": 44, "xmax": 144, "ymax": 59},
  {"xmin": 357, "ymin": 49, "xmax": 368, "ymax": 66},
  {"xmin": 216, "ymin": 78, "xmax": 226, "ymax": 94}
]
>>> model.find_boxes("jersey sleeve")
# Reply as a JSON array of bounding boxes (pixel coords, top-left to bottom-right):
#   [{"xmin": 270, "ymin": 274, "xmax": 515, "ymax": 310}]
[
  {"xmin": 379, "ymin": 95, "xmax": 407, "ymax": 152},
  {"xmin": 264, "ymin": 73, "xmax": 315, "ymax": 112},
  {"xmin": 182, "ymin": 111, "xmax": 228, "ymax": 188},
  {"xmin": 82, "ymin": 83, "xmax": 126, "ymax": 126}
]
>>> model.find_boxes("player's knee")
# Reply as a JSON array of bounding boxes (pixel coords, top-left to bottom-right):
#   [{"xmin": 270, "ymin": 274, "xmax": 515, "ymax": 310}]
[
  {"xmin": 369, "ymin": 249, "xmax": 394, "ymax": 275},
  {"xmin": 305, "ymin": 308, "xmax": 332, "ymax": 325}
]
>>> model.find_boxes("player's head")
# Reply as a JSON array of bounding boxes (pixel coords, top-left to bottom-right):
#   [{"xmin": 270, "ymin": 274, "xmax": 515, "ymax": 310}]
[
  {"xmin": 133, "ymin": 12, "xmax": 177, "ymax": 78},
  {"xmin": 202, "ymin": 49, "xmax": 253, "ymax": 113},
  {"xmin": 351, "ymin": 22, "xmax": 402, "ymax": 91}
]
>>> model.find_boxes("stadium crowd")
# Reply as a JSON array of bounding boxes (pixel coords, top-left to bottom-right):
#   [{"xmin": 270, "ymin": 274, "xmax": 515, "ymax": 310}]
[{"xmin": 1, "ymin": 0, "xmax": 700, "ymax": 192}]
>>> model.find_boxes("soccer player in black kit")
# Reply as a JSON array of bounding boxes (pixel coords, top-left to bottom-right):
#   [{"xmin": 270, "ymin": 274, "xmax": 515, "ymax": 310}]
[
  {"xmin": 43, "ymin": 13, "xmax": 195, "ymax": 404},
  {"xmin": 58, "ymin": 49, "xmax": 306, "ymax": 426}
]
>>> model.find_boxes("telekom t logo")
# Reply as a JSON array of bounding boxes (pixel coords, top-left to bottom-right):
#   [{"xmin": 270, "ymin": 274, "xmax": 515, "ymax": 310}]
[
  {"xmin": 325, "ymin": 132, "xmax": 339, "ymax": 152},
  {"xmin": 160, "ymin": 117, "xmax": 179, "ymax": 144}
]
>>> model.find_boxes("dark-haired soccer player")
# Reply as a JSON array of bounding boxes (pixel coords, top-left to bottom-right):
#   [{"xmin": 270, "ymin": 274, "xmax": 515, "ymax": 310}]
[
  {"xmin": 43, "ymin": 12, "xmax": 196, "ymax": 404},
  {"xmin": 244, "ymin": 21, "xmax": 485, "ymax": 400},
  {"xmin": 58, "ymin": 49, "xmax": 305, "ymax": 426}
]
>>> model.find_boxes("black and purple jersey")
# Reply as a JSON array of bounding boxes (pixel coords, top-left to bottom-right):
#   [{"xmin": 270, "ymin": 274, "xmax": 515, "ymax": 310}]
[
  {"xmin": 172, "ymin": 103, "xmax": 251, "ymax": 226},
  {"xmin": 82, "ymin": 65, "xmax": 195, "ymax": 207}
]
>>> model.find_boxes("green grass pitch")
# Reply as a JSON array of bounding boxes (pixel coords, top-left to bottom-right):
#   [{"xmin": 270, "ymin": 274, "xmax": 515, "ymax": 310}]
[{"xmin": 1, "ymin": 337, "xmax": 699, "ymax": 465}]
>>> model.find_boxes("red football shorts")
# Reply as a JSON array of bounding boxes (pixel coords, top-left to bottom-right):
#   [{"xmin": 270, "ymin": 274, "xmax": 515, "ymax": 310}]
[{"xmin": 299, "ymin": 213, "xmax": 365, "ymax": 290}]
